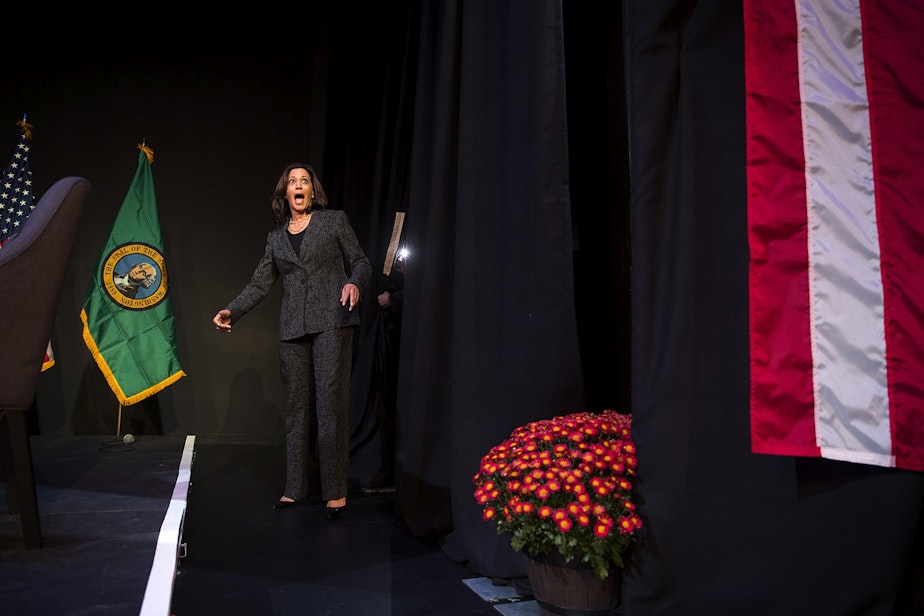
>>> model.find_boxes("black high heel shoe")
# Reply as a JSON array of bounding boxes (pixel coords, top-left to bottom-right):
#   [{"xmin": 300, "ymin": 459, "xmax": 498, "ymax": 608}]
[{"xmin": 326, "ymin": 505, "xmax": 345, "ymax": 520}]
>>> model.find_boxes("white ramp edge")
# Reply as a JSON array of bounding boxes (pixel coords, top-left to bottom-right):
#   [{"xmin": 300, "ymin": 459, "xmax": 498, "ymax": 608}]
[{"xmin": 140, "ymin": 434, "xmax": 195, "ymax": 616}]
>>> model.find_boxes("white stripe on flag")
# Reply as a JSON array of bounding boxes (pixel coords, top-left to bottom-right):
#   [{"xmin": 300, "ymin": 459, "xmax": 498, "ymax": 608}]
[{"xmin": 797, "ymin": 0, "xmax": 891, "ymax": 465}]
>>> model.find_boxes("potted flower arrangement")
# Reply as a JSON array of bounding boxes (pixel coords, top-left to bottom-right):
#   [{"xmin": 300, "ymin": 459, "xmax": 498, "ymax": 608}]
[{"xmin": 473, "ymin": 410, "xmax": 642, "ymax": 581}]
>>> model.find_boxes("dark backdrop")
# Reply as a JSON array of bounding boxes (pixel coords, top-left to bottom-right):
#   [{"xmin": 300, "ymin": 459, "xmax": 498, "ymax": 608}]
[
  {"xmin": 623, "ymin": 2, "xmax": 924, "ymax": 614},
  {"xmin": 4, "ymin": 2, "xmax": 921, "ymax": 614}
]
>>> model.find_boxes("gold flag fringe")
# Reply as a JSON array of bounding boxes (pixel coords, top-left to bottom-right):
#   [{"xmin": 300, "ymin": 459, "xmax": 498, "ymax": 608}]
[{"xmin": 80, "ymin": 309, "xmax": 186, "ymax": 407}]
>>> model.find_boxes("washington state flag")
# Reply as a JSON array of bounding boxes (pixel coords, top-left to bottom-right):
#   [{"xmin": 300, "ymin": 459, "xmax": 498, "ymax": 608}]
[{"xmin": 80, "ymin": 145, "xmax": 186, "ymax": 405}]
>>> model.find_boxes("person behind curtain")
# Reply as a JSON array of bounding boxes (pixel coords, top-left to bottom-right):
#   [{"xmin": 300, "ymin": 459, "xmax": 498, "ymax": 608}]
[
  {"xmin": 212, "ymin": 163, "xmax": 372, "ymax": 520},
  {"xmin": 366, "ymin": 252, "xmax": 405, "ymax": 491}
]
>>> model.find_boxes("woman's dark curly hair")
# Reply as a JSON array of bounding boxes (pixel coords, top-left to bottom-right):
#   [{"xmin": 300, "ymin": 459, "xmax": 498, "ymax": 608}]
[{"xmin": 270, "ymin": 163, "xmax": 329, "ymax": 226}]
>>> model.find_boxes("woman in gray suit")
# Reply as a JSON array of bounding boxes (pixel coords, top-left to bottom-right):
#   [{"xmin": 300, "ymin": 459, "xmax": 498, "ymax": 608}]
[{"xmin": 213, "ymin": 163, "xmax": 371, "ymax": 520}]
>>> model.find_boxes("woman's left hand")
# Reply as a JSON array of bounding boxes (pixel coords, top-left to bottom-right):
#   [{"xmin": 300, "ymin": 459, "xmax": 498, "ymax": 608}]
[{"xmin": 341, "ymin": 283, "xmax": 360, "ymax": 311}]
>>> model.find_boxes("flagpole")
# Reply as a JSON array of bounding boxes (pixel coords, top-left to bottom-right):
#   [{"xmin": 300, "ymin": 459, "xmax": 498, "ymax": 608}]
[{"xmin": 117, "ymin": 404, "xmax": 122, "ymax": 436}]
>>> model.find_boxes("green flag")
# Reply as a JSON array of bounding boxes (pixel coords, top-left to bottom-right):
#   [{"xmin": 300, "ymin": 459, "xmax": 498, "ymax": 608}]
[{"xmin": 80, "ymin": 145, "xmax": 186, "ymax": 405}]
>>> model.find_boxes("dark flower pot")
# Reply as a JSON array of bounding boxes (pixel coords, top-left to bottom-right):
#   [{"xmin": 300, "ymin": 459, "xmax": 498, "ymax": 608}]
[{"xmin": 525, "ymin": 550, "xmax": 621, "ymax": 616}]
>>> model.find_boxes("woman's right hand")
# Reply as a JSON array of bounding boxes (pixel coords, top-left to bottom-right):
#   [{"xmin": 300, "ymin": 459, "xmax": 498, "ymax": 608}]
[{"xmin": 213, "ymin": 309, "xmax": 232, "ymax": 333}]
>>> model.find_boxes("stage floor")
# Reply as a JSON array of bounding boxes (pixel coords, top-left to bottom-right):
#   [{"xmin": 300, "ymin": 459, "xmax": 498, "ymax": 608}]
[
  {"xmin": 0, "ymin": 434, "xmax": 192, "ymax": 615},
  {"xmin": 1, "ymin": 436, "xmax": 550, "ymax": 616}
]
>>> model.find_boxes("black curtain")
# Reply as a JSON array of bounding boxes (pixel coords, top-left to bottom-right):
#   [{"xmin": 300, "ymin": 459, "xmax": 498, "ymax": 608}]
[
  {"xmin": 623, "ymin": 2, "xmax": 924, "ymax": 614},
  {"xmin": 391, "ymin": 0, "xmax": 587, "ymax": 579},
  {"xmin": 353, "ymin": 0, "xmax": 628, "ymax": 583}
]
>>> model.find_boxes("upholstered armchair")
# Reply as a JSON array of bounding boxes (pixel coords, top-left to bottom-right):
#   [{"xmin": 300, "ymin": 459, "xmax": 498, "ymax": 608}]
[{"xmin": 0, "ymin": 176, "xmax": 91, "ymax": 549}]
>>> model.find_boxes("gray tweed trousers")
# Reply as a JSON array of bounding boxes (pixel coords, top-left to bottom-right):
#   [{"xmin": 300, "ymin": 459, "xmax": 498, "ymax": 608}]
[{"xmin": 279, "ymin": 326, "xmax": 354, "ymax": 502}]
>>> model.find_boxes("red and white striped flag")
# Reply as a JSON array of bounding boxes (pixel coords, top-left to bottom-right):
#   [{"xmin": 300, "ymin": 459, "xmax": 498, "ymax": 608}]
[{"xmin": 745, "ymin": 0, "xmax": 924, "ymax": 471}]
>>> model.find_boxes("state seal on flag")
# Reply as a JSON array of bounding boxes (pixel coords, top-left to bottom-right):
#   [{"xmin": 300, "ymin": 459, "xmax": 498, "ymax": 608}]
[{"xmin": 100, "ymin": 242, "xmax": 169, "ymax": 310}]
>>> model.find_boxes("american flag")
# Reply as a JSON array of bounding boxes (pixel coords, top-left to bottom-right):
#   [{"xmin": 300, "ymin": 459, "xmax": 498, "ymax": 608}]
[
  {"xmin": 0, "ymin": 117, "xmax": 34, "ymax": 246},
  {"xmin": 745, "ymin": 0, "xmax": 924, "ymax": 471},
  {"xmin": 0, "ymin": 117, "xmax": 54, "ymax": 370}
]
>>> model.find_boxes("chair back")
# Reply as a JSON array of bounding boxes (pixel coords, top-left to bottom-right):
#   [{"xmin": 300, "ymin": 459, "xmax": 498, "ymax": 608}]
[{"xmin": 0, "ymin": 177, "xmax": 92, "ymax": 411}]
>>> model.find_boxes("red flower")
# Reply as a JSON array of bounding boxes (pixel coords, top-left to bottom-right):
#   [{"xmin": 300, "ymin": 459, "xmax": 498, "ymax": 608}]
[
  {"xmin": 593, "ymin": 515, "xmax": 613, "ymax": 538},
  {"xmin": 473, "ymin": 410, "xmax": 642, "ymax": 580}
]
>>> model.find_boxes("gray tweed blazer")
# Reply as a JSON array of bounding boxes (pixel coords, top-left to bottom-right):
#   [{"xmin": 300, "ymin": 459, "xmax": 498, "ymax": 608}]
[{"xmin": 225, "ymin": 209, "xmax": 372, "ymax": 340}]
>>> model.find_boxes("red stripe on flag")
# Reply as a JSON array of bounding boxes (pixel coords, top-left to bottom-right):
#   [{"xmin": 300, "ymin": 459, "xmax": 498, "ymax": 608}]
[
  {"xmin": 745, "ymin": 0, "xmax": 820, "ymax": 458},
  {"xmin": 862, "ymin": 2, "xmax": 924, "ymax": 470}
]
